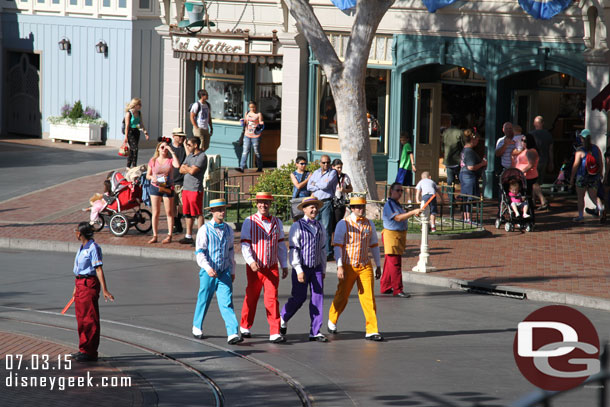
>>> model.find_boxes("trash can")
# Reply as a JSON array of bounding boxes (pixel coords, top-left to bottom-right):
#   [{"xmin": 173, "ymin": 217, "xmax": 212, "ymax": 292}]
[{"xmin": 185, "ymin": 1, "xmax": 204, "ymax": 24}]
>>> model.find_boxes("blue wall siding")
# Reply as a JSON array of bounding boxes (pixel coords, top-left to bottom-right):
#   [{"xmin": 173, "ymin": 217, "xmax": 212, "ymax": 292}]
[
  {"xmin": 132, "ymin": 20, "xmax": 164, "ymax": 141},
  {"xmin": 2, "ymin": 14, "xmax": 133, "ymax": 140}
]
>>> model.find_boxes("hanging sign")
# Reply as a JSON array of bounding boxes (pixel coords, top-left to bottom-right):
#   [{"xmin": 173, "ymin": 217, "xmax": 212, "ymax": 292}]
[{"xmin": 172, "ymin": 36, "xmax": 246, "ymax": 54}]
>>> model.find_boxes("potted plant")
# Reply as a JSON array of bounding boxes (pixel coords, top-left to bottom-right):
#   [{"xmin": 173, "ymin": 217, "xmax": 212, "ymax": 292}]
[{"xmin": 47, "ymin": 101, "xmax": 107, "ymax": 145}]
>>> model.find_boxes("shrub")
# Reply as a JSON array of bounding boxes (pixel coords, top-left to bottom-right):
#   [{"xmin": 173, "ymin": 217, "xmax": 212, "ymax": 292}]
[
  {"xmin": 249, "ymin": 160, "xmax": 320, "ymax": 220},
  {"xmin": 47, "ymin": 101, "xmax": 106, "ymax": 126}
]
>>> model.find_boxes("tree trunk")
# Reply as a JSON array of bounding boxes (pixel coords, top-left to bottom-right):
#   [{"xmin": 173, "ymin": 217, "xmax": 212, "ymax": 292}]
[{"xmin": 288, "ymin": 0, "xmax": 394, "ymax": 202}]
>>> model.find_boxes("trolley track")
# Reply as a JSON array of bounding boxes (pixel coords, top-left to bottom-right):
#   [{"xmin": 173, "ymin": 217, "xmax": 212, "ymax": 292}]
[{"xmin": 0, "ymin": 306, "xmax": 312, "ymax": 407}]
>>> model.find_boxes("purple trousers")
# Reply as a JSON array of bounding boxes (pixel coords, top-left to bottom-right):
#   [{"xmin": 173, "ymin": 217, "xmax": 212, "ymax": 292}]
[{"xmin": 280, "ymin": 265, "xmax": 324, "ymax": 336}]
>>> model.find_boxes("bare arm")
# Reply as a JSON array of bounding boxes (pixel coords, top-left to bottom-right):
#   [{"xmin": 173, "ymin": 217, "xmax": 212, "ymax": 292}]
[
  {"xmin": 190, "ymin": 111, "xmax": 198, "ymax": 128},
  {"xmin": 124, "ymin": 112, "xmax": 131, "ymax": 141},
  {"xmin": 394, "ymin": 208, "xmax": 422, "ymax": 222},
  {"xmin": 95, "ymin": 266, "xmax": 114, "ymax": 301},
  {"xmin": 258, "ymin": 112, "xmax": 264, "ymax": 125},
  {"xmin": 570, "ymin": 152, "xmax": 584, "ymax": 185},
  {"xmin": 146, "ymin": 163, "xmax": 153, "ymax": 180}
]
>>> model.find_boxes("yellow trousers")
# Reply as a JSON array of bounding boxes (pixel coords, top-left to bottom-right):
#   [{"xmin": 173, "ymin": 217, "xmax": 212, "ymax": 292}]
[{"xmin": 328, "ymin": 263, "xmax": 378, "ymax": 334}]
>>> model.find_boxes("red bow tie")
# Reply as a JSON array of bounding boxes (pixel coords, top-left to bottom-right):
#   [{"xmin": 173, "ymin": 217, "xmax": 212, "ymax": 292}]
[{"xmin": 261, "ymin": 215, "xmax": 272, "ymax": 222}]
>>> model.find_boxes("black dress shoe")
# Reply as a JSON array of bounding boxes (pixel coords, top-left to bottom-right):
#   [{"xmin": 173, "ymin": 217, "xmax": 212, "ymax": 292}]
[
  {"xmin": 69, "ymin": 351, "xmax": 84, "ymax": 359},
  {"xmin": 179, "ymin": 237, "xmax": 194, "ymax": 245},
  {"xmin": 241, "ymin": 332, "xmax": 251, "ymax": 338},
  {"xmin": 365, "ymin": 334, "xmax": 384, "ymax": 342},
  {"xmin": 228, "ymin": 336, "xmax": 244, "ymax": 345},
  {"xmin": 280, "ymin": 326, "xmax": 287, "ymax": 335},
  {"xmin": 235, "ymin": 167, "xmax": 244, "ymax": 173},
  {"xmin": 394, "ymin": 292, "xmax": 411, "ymax": 298},
  {"xmin": 381, "ymin": 289, "xmax": 393, "ymax": 295},
  {"xmin": 270, "ymin": 335, "xmax": 286, "ymax": 343},
  {"xmin": 73, "ymin": 352, "xmax": 98, "ymax": 362},
  {"xmin": 309, "ymin": 335, "xmax": 328, "ymax": 342}
]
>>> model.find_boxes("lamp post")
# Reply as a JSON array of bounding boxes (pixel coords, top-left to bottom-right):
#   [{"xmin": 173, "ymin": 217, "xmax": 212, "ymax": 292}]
[{"xmin": 412, "ymin": 207, "xmax": 436, "ymax": 273}]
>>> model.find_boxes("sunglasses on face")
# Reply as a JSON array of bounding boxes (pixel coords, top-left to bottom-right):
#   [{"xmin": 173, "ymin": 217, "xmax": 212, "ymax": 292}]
[
  {"xmin": 321, "ymin": 161, "xmax": 330, "ymax": 164},
  {"xmin": 298, "ymin": 162, "xmax": 307, "ymax": 165}
]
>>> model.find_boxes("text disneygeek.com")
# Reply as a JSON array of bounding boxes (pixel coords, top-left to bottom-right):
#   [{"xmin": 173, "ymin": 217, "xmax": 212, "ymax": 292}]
[{"xmin": 3, "ymin": 354, "xmax": 132, "ymax": 391}]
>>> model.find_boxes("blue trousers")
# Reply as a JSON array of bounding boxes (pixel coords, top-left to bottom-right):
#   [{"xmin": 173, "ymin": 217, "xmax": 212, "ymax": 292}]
[
  {"xmin": 193, "ymin": 268, "xmax": 239, "ymax": 337},
  {"xmin": 281, "ymin": 265, "xmax": 324, "ymax": 336},
  {"xmin": 316, "ymin": 199, "xmax": 333, "ymax": 257},
  {"xmin": 239, "ymin": 136, "xmax": 262, "ymax": 170}
]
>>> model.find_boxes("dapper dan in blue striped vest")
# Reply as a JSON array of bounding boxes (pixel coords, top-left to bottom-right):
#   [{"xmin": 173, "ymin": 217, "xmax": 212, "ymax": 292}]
[{"xmin": 199, "ymin": 222, "xmax": 233, "ymax": 273}]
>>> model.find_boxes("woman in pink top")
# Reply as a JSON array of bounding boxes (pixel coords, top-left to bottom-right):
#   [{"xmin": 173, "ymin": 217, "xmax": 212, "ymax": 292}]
[
  {"xmin": 146, "ymin": 141, "xmax": 180, "ymax": 244},
  {"xmin": 238, "ymin": 101, "xmax": 265, "ymax": 172},
  {"xmin": 512, "ymin": 133, "xmax": 539, "ymax": 198}
]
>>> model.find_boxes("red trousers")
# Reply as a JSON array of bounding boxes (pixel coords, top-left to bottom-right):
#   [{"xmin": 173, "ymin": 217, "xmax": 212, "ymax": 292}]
[
  {"xmin": 240, "ymin": 264, "xmax": 280, "ymax": 335},
  {"xmin": 380, "ymin": 254, "xmax": 403, "ymax": 294},
  {"xmin": 74, "ymin": 277, "xmax": 100, "ymax": 357}
]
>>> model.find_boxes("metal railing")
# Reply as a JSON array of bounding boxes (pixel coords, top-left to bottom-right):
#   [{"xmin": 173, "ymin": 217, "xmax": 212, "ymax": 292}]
[{"xmin": 205, "ymin": 171, "xmax": 485, "ymax": 231}]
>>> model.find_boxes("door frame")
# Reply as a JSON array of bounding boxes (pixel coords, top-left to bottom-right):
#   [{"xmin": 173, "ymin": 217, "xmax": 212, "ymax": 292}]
[{"xmin": 413, "ymin": 82, "xmax": 442, "ymax": 182}]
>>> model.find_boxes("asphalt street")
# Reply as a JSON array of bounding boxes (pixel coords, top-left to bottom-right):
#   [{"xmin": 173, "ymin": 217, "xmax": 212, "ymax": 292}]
[
  {"xmin": 2, "ymin": 249, "xmax": 609, "ymax": 406},
  {"xmin": 0, "ymin": 141, "xmax": 154, "ymax": 202}
]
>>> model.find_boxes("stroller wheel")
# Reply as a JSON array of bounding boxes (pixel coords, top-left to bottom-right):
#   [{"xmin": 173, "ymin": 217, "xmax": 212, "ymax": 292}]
[
  {"xmin": 109, "ymin": 214, "xmax": 130, "ymax": 237},
  {"xmin": 494, "ymin": 218, "xmax": 502, "ymax": 229},
  {"xmin": 134, "ymin": 209, "xmax": 152, "ymax": 233},
  {"xmin": 91, "ymin": 216, "xmax": 105, "ymax": 232},
  {"xmin": 505, "ymin": 222, "xmax": 513, "ymax": 232},
  {"xmin": 525, "ymin": 224, "xmax": 533, "ymax": 232}
]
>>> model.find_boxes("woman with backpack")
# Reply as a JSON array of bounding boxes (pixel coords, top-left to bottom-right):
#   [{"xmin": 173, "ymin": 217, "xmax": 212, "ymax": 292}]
[
  {"xmin": 123, "ymin": 98, "xmax": 149, "ymax": 168},
  {"xmin": 570, "ymin": 129, "xmax": 604, "ymax": 223}
]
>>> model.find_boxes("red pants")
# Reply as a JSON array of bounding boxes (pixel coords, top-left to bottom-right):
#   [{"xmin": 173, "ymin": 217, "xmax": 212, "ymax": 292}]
[
  {"xmin": 240, "ymin": 264, "xmax": 280, "ymax": 335},
  {"xmin": 380, "ymin": 254, "xmax": 403, "ymax": 294},
  {"xmin": 74, "ymin": 277, "xmax": 100, "ymax": 357}
]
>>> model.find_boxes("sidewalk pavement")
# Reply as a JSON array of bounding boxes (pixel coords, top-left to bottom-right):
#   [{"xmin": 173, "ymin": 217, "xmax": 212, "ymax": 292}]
[{"xmin": 1, "ymin": 172, "xmax": 609, "ymax": 310}]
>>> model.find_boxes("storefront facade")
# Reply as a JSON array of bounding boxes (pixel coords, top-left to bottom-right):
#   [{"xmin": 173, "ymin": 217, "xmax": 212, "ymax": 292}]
[{"xmin": 159, "ymin": 1, "xmax": 609, "ymax": 197}]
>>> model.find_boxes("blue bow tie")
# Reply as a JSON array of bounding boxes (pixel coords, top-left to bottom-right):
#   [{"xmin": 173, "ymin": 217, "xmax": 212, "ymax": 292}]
[{"xmin": 213, "ymin": 222, "xmax": 224, "ymax": 228}]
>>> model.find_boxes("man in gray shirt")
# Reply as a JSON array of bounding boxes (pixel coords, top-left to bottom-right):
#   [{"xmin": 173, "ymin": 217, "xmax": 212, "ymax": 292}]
[{"xmin": 179, "ymin": 137, "xmax": 208, "ymax": 245}]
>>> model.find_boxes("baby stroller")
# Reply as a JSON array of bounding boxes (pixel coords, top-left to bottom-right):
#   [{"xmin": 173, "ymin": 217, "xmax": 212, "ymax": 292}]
[
  {"xmin": 91, "ymin": 171, "xmax": 152, "ymax": 237},
  {"xmin": 494, "ymin": 168, "xmax": 534, "ymax": 232}
]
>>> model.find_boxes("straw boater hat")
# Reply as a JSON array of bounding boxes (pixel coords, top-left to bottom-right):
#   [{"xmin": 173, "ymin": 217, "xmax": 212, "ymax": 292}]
[
  {"xmin": 172, "ymin": 127, "xmax": 187, "ymax": 136},
  {"xmin": 297, "ymin": 196, "xmax": 323, "ymax": 211},
  {"xmin": 205, "ymin": 198, "xmax": 231, "ymax": 211},
  {"xmin": 250, "ymin": 191, "xmax": 274, "ymax": 201},
  {"xmin": 349, "ymin": 196, "xmax": 367, "ymax": 206}
]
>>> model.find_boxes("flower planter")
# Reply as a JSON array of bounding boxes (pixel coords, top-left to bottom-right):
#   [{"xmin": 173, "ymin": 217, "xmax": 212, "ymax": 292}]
[{"xmin": 49, "ymin": 123, "xmax": 104, "ymax": 146}]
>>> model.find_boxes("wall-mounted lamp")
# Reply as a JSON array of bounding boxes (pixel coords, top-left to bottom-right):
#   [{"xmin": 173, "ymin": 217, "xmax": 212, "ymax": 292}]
[
  {"xmin": 58, "ymin": 38, "xmax": 71, "ymax": 53},
  {"xmin": 95, "ymin": 40, "xmax": 108, "ymax": 57},
  {"xmin": 559, "ymin": 73, "xmax": 570, "ymax": 88},
  {"xmin": 458, "ymin": 66, "xmax": 470, "ymax": 80}
]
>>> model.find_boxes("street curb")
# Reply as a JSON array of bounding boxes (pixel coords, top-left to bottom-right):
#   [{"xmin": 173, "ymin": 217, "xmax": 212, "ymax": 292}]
[{"xmin": 2, "ymin": 237, "xmax": 610, "ymax": 312}]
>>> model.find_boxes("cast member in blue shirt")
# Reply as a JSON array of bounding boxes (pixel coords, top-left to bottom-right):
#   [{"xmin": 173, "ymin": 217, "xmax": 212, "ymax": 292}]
[
  {"xmin": 71, "ymin": 222, "xmax": 114, "ymax": 362},
  {"xmin": 307, "ymin": 155, "xmax": 338, "ymax": 260}
]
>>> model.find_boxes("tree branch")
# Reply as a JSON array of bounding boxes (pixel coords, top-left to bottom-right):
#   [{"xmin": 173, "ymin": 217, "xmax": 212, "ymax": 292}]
[
  {"xmin": 344, "ymin": 0, "xmax": 395, "ymax": 73},
  {"xmin": 288, "ymin": 0, "xmax": 343, "ymax": 75}
]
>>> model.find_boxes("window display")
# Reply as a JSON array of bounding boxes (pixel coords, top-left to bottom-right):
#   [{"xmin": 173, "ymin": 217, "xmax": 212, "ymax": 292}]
[
  {"xmin": 202, "ymin": 62, "xmax": 244, "ymax": 121},
  {"xmin": 317, "ymin": 67, "xmax": 388, "ymax": 153}
]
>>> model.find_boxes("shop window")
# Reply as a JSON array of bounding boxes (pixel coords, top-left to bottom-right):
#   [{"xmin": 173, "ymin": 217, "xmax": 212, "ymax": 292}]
[
  {"xmin": 118, "ymin": 0, "xmax": 126, "ymax": 7},
  {"xmin": 102, "ymin": 0, "xmax": 110, "ymax": 6},
  {"xmin": 202, "ymin": 62, "xmax": 244, "ymax": 122},
  {"xmin": 69, "ymin": 0, "xmax": 76, "ymax": 5},
  {"xmin": 255, "ymin": 65, "xmax": 282, "ymax": 123},
  {"xmin": 317, "ymin": 67, "xmax": 388, "ymax": 154},
  {"xmin": 139, "ymin": 0, "xmax": 149, "ymax": 8}
]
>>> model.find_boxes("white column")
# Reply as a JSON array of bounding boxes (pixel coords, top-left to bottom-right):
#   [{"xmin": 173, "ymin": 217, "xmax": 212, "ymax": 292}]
[
  {"xmin": 158, "ymin": 27, "xmax": 182, "ymax": 143},
  {"xmin": 412, "ymin": 211, "xmax": 436, "ymax": 273},
  {"xmin": 584, "ymin": 49, "xmax": 610, "ymax": 153},
  {"xmin": 276, "ymin": 33, "xmax": 308, "ymax": 166}
]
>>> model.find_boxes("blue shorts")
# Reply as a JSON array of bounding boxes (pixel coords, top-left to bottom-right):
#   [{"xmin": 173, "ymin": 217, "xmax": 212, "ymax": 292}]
[
  {"xmin": 422, "ymin": 194, "xmax": 438, "ymax": 215},
  {"xmin": 396, "ymin": 168, "xmax": 413, "ymax": 186},
  {"xmin": 149, "ymin": 184, "xmax": 174, "ymax": 198}
]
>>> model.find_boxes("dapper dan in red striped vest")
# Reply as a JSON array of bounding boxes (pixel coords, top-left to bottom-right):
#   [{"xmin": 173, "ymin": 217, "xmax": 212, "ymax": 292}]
[{"xmin": 244, "ymin": 213, "xmax": 281, "ymax": 267}]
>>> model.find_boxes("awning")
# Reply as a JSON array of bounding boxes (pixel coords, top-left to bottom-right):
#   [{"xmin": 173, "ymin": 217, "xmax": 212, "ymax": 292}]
[
  {"xmin": 422, "ymin": 0, "xmax": 459, "ymax": 13},
  {"xmin": 592, "ymin": 84, "xmax": 610, "ymax": 112},
  {"xmin": 173, "ymin": 51, "xmax": 282, "ymax": 65},
  {"xmin": 518, "ymin": 0, "xmax": 572, "ymax": 20}
]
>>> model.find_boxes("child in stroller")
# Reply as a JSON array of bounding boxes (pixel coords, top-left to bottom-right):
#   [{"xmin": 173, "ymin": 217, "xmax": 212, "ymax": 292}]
[
  {"xmin": 495, "ymin": 168, "xmax": 534, "ymax": 232},
  {"xmin": 83, "ymin": 179, "xmax": 111, "ymax": 225},
  {"xmin": 87, "ymin": 171, "xmax": 152, "ymax": 237},
  {"xmin": 508, "ymin": 180, "xmax": 530, "ymax": 219}
]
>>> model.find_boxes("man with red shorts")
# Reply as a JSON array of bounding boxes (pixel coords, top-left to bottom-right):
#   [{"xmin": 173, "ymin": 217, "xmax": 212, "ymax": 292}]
[
  {"xmin": 179, "ymin": 137, "xmax": 208, "ymax": 245},
  {"xmin": 240, "ymin": 192, "xmax": 289, "ymax": 343}
]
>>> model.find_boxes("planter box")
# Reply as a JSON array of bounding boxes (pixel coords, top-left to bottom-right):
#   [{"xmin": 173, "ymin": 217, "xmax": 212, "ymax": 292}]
[{"xmin": 49, "ymin": 123, "xmax": 104, "ymax": 145}]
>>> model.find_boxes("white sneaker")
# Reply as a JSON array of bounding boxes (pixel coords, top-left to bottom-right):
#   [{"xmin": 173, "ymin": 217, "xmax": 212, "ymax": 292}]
[
  {"xmin": 239, "ymin": 327, "xmax": 251, "ymax": 337},
  {"xmin": 328, "ymin": 320, "xmax": 337, "ymax": 333},
  {"xmin": 523, "ymin": 213, "xmax": 530, "ymax": 218},
  {"xmin": 280, "ymin": 318, "xmax": 287, "ymax": 329},
  {"xmin": 192, "ymin": 326, "xmax": 203, "ymax": 339}
]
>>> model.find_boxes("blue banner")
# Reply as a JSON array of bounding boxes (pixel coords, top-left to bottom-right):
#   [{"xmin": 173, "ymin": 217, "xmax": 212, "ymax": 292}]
[
  {"xmin": 331, "ymin": 0, "xmax": 357, "ymax": 11},
  {"xmin": 518, "ymin": 0, "xmax": 572, "ymax": 20},
  {"xmin": 422, "ymin": 0, "xmax": 460, "ymax": 13}
]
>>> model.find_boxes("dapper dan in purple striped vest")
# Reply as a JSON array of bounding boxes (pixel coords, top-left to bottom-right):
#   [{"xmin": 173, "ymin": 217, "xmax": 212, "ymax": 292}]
[{"xmin": 295, "ymin": 217, "xmax": 325, "ymax": 268}]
